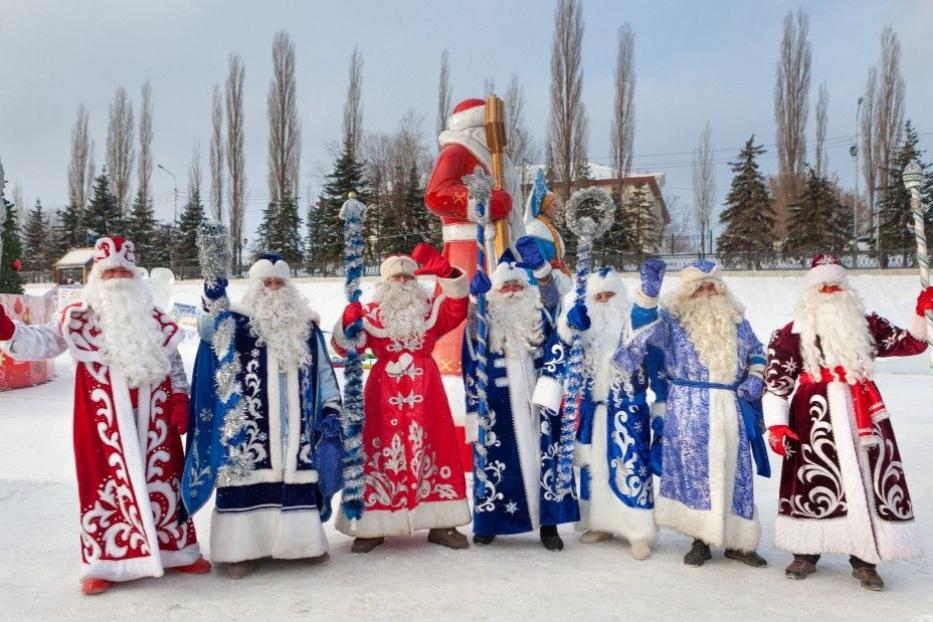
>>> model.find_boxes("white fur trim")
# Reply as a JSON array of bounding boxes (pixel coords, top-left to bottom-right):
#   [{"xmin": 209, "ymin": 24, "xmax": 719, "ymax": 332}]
[
  {"xmin": 524, "ymin": 219, "xmax": 555, "ymax": 244},
  {"xmin": 649, "ymin": 401, "xmax": 666, "ymax": 421},
  {"xmin": 437, "ymin": 272, "xmax": 468, "ymax": 299},
  {"xmin": 447, "ymin": 103, "xmax": 485, "ymax": 131},
  {"xmin": 633, "ymin": 286, "xmax": 658, "ymax": 309},
  {"xmin": 335, "ymin": 499, "xmax": 471, "ymax": 538},
  {"xmin": 464, "ymin": 412, "xmax": 479, "ymax": 444},
  {"xmin": 762, "ymin": 392, "xmax": 790, "ymax": 428},
  {"xmin": 680, "ymin": 262, "xmax": 721, "ymax": 287},
  {"xmin": 379, "ymin": 255, "xmax": 418, "ymax": 280},
  {"xmin": 491, "ymin": 262, "xmax": 529, "ymax": 290},
  {"xmin": 908, "ymin": 312, "xmax": 929, "ymax": 341},
  {"xmin": 249, "ymin": 258, "xmax": 291, "ymax": 282},
  {"xmin": 505, "ymin": 353, "xmax": 543, "ymax": 529},
  {"xmin": 210, "ymin": 506, "xmax": 327, "ymax": 563},
  {"xmin": 805, "ymin": 263, "xmax": 848, "ymax": 288},
  {"xmin": 533, "ymin": 263, "xmax": 552, "ymax": 280},
  {"xmin": 532, "ymin": 376, "xmax": 563, "ymax": 413},
  {"xmin": 443, "ymin": 223, "xmax": 476, "ymax": 242}
]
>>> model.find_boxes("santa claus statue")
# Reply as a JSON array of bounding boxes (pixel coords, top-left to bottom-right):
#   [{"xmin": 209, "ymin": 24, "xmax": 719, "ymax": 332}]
[
  {"xmin": 0, "ymin": 237, "xmax": 208, "ymax": 595},
  {"xmin": 424, "ymin": 97, "xmax": 525, "ymax": 381},
  {"xmin": 332, "ymin": 244, "xmax": 471, "ymax": 552},
  {"xmin": 763, "ymin": 254, "xmax": 933, "ymax": 591}
]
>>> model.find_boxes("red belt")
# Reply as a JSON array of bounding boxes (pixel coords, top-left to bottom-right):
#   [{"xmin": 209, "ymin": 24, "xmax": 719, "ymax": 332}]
[{"xmin": 799, "ymin": 366, "xmax": 887, "ymax": 447}]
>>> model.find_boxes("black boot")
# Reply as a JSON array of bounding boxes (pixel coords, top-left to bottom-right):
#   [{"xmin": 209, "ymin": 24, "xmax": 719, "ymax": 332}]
[
  {"xmin": 684, "ymin": 539, "xmax": 712, "ymax": 566},
  {"xmin": 724, "ymin": 548, "xmax": 768, "ymax": 568},
  {"xmin": 785, "ymin": 554, "xmax": 819, "ymax": 580},
  {"xmin": 473, "ymin": 534, "xmax": 495, "ymax": 546},
  {"xmin": 540, "ymin": 525, "xmax": 564, "ymax": 551},
  {"xmin": 850, "ymin": 556, "xmax": 884, "ymax": 591}
]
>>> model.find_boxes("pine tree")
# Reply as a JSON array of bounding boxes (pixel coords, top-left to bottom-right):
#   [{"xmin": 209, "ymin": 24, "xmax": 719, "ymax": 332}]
[
  {"xmin": 877, "ymin": 121, "xmax": 933, "ymax": 266},
  {"xmin": 174, "ymin": 188, "xmax": 206, "ymax": 271},
  {"xmin": 274, "ymin": 192, "xmax": 304, "ymax": 265},
  {"xmin": 22, "ymin": 198, "xmax": 50, "ymax": 270},
  {"xmin": 58, "ymin": 201, "xmax": 84, "ymax": 250},
  {"xmin": 0, "ymin": 197, "xmax": 25, "ymax": 294},
  {"xmin": 783, "ymin": 168, "xmax": 851, "ymax": 260},
  {"xmin": 83, "ymin": 172, "xmax": 122, "ymax": 241},
  {"xmin": 717, "ymin": 136, "xmax": 776, "ymax": 269},
  {"xmin": 126, "ymin": 188, "xmax": 158, "ymax": 266},
  {"xmin": 621, "ymin": 183, "xmax": 659, "ymax": 260},
  {"xmin": 311, "ymin": 139, "xmax": 370, "ymax": 265}
]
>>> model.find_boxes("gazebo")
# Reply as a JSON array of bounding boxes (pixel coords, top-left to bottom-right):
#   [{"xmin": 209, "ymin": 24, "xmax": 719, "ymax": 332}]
[{"xmin": 53, "ymin": 247, "xmax": 95, "ymax": 284}]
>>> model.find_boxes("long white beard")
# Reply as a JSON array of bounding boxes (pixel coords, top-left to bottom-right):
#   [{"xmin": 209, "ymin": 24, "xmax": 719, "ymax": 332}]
[
  {"xmin": 86, "ymin": 277, "xmax": 171, "ymax": 388},
  {"xmin": 487, "ymin": 287, "xmax": 543, "ymax": 356},
  {"xmin": 583, "ymin": 296, "xmax": 631, "ymax": 396},
  {"xmin": 666, "ymin": 286, "xmax": 743, "ymax": 382},
  {"xmin": 374, "ymin": 280, "xmax": 431, "ymax": 347},
  {"xmin": 242, "ymin": 281, "xmax": 314, "ymax": 369},
  {"xmin": 795, "ymin": 288, "xmax": 875, "ymax": 381}
]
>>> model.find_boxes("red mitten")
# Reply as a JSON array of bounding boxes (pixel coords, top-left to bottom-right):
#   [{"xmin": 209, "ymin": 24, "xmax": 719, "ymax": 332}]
[
  {"xmin": 916, "ymin": 286, "xmax": 933, "ymax": 316},
  {"xmin": 0, "ymin": 304, "xmax": 14, "ymax": 341},
  {"xmin": 342, "ymin": 302, "xmax": 364, "ymax": 328},
  {"xmin": 411, "ymin": 243, "xmax": 452, "ymax": 277},
  {"xmin": 168, "ymin": 393, "xmax": 190, "ymax": 436},
  {"xmin": 767, "ymin": 425, "xmax": 800, "ymax": 457}
]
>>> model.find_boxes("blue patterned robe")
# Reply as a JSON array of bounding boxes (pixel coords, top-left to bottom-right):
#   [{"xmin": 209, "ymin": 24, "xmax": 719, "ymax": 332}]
[
  {"xmin": 613, "ymin": 309, "xmax": 766, "ymax": 551},
  {"xmin": 534, "ymin": 303, "xmax": 666, "ymax": 542},
  {"xmin": 183, "ymin": 306, "xmax": 342, "ymax": 562},
  {"xmin": 463, "ymin": 300, "xmax": 579, "ymax": 536}
]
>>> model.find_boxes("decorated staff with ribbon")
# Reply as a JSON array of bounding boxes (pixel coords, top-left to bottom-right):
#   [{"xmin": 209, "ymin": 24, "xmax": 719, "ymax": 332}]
[
  {"xmin": 185, "ymin": 222, "xmax": 343, "ymax": 579},
  {"xmin": 556, "ymin": 187, "xmax": 616, "ymax": 494},
  {"xmin": 338, "ymin": 192, "xmax": 367, "ymax": 523},
  {"xmin": 903, "ymin": 162, "xmax": 933, "ymax": 369}
]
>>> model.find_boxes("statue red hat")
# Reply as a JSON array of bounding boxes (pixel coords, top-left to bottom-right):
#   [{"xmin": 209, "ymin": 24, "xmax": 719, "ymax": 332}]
[
  {"xmin": 92, "ymin": 236, "xmax": 137, "ymax": 271},
  {"xmin": 447, "ymin": 98, "xmax": 486, "ymax": 132}
]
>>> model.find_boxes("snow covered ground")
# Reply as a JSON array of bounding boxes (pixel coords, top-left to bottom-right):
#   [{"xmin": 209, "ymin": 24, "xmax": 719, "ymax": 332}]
[{"xmin": 3, "ymin": 275, "xmax": 932, "ymax": 620}]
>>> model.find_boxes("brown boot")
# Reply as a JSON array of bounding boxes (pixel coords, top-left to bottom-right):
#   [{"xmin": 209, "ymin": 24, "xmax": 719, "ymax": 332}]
[
  {"xmin": 223, "ymin": 559, "xmax": 261, "ymax": 579},
  {"xmin": 724, "ymin": 548, "xmax": 768, "ymax": 568},
  {"xmin": 785, "ymin": 554, "xmax": 819, "ymax": 580},
  {"xmin": 351, "ymin": 537, "xmax": 385, "ymax": 553},
  {"xmin": 427, "ymin": 527, "xmax": 469, "ymax": 549},
  {"xmin": 850, "ymin": 556, "xmax": 884, "ymax": 591},
  {"xmin": 304, "ymin": 552, "xmax": 330, "ymax": 566}
]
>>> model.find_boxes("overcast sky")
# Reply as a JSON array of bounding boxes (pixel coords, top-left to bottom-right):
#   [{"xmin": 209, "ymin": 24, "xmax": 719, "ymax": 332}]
[{"xmin": 1, "ymin": 0, "xmax": 932, "ymax": 241}]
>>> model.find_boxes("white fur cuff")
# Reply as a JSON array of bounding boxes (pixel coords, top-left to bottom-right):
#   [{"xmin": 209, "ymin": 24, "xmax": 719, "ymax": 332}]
[
  {"xmin": 762, "ymin": 391, "xmax": 790, "ymax": 428},
  {"xmin": 533, "ymin": 263, "xmax": 552, "ymax": 280},
  {"xmin": 331, "ymin": 320, "xmax": 347, "ymax": 348},
  {"xmin": 437, "ymin": 272, "xmax": 468, "ymax": 299},
  {"xmin": 532, "ymin": 376, "xmax": 563, "ymax": 412},
  {"xmin": 634, "ymin": 286, "xmax": 658, "ymax": 309},
  {"xmin": 464, "ymin": 413, "xmax": 479, "ymax": 444},
  {"xmin": 650, "ymin": 401, "xmax": 666, "ymax": 421},
  {"xmin": 908, "ymin": 312, "xmax": 929, "ymax": 342}
]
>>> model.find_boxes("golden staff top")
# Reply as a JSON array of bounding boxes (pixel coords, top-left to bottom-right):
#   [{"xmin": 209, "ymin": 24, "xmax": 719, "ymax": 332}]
[{"xmin": 484, "ymin": 94, "xmax": 511, "ymax": 258}]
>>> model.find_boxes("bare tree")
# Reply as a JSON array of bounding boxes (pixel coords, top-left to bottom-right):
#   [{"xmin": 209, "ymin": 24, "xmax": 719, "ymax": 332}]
[
  {"xmin": 267, "ymin": 31, "xmax": 301, "ymax": 206},
  {"xmin": 188, "ymin": 141, "xmax": 202, "ymax": 199},
  {"xmin": 85, "ymin": 141, "xmax": 96, "ymax": 203},
  {"xmin": 209, "ymin": 85, "xmax": 224, "ymax": 221},
  {"xmin": 814, "ymin": 82, "xmax": 828, "ymax": 178},
  {"xmin": 106, "ymin": 87, "xmax": 135, "ymax": 215},
  {"xmin": 136, "ymin": 81, "xmax": 153, "ymax": 211},
  {"xmin": 436, "ymin": 50, "xmax": 452, "ymax": 141},
  {"xmin": 483, "ymin": 78, "xmax": 496, "ymax": 97},
  {"xmin": 504, "ymin": 75, "xmax": 537, "ymax": 188},
  {"xmin": 67, "ymin": 104, "xmax": 91, "ymax": 210},
  {"xmin": 611, "ymin": 23, "xmax": 635, "ymax": 193},
  {"xmin": 343, "ymin": 46, "xmax": 364, "ymax": 158},
  {"xmin": 548, "ymin": 0, "xmax": 588, "ymax": 200},
  {"xmin": 860, "ymin": 68, "xmax": 877, "ymax": 238},
  {"xmin": 226, "ymin": 54, "xmax": 246, "ymax": 270},
  {"xmin": 874, "ymin": 25, "xmax": 905, "ymax": 247},
  {"xmin": 692, "ymin": 121, "xmax": 715, "ymax": 255}
]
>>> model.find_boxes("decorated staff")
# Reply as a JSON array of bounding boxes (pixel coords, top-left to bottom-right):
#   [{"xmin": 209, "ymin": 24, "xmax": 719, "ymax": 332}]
[
  {"xmin": 338, "ymin": 192, "xmax": 367, "ymax": 522},
  {"xmin": 903, "ymin": 162, "xmax": 933, "ymax": 369},
  {"xmin": 462, "ymin": 166, "xmax": 495, "ymax": 500},
  {"xmin": 559, "ymin": 187, "xmax": 616, "ymax": 492}
]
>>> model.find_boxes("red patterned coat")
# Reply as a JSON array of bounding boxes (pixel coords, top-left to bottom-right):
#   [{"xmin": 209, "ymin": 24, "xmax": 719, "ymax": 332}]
[
  {"xmin": 332, "ymin": 274, "xmax": 471, "ymax": 537},
  {"xmin": 762, "ymin": 313, "xmax": 926, "ymax": 563},
  {"xmin": 3, "ymin": 301, "xmax": 200, "ymax": 581}
]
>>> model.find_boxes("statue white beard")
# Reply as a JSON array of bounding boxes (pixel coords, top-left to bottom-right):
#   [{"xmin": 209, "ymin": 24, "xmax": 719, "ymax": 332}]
[
  {"xmin": 374, "ymin": 280, "xmax": 431, "ymax": 347},
  {"xmin": 487, "ymin": 287, "xmax": 543, "ymax": 356},
  {"xmin": 85, "ymin": 276, "xmax": 171, "ymax": 388},
  {"xmin": 665, "ymin": 283, "xmax": 743, "ymax": 382},
  {"xmin": 242, "ymin": 281, "xmax": 314, "ymax": 369},
  {"xmin": 795, "ymin": 287, "xmax": 875, "ymax": 381}
]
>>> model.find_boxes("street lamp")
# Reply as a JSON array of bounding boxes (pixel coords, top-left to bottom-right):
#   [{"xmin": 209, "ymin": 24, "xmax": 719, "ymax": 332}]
[{"xmin": 157, "ymin": 163, "xmax": 179, "ymax": 222}]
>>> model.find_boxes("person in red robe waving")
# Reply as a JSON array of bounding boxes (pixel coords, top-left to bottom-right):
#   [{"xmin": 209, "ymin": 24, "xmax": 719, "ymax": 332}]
[
  {"xmin": 332, "ymin": 244, "xmax": 471, "ymax": 553},
  {"xmin": 0, "ymin": 237, "xmax": 208, "ymax": 595}
]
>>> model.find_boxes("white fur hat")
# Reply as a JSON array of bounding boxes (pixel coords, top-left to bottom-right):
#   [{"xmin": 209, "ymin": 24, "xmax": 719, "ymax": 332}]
[
  {"xmin": 680, "ymin": 259, "xmax": 721, "ymax": 287},
  {"xmin": 805, "ymin": 254, "xmax": 848, "ymax": 288},
  {"xmin": 92, "ymin": 236, "xmax": 136, "ymax": 272},
  {"xmin": 249, "ymin": 253, "xmax": 291, "ymax": 282},
  {"xmin": 448, "ymin": 98, "xmax": 485, "ymax": 132},
  {"xmin": 491, "ymin": 260, "xmax": 530, "ymax": 290},
  {"xmin": 380, "ymin": 254, "xmax": 418, "ymax": 280},
  {"xmin": 586, "ymin": 266, "xmax": 627, "ymax": 301}
]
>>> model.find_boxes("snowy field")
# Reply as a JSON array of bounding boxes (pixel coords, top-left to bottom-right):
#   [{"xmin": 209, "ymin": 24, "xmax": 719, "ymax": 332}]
[{"xmin": 2, "ymin": 274, "xmax": 933, "ymax": 620}]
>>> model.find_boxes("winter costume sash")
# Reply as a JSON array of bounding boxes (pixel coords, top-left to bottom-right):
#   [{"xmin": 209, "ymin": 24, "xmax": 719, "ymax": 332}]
[
  {"xmin": 668, "ymin": 377, "xmax": 771, "ymax": 478},
  {"xmin": 798, "ymin": 366, "xmax": 888, "ymax": 448}
]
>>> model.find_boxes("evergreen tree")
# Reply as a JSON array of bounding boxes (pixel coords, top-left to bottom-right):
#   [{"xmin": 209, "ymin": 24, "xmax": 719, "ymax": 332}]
[
  {"xmin": 126, "ymin": 188, "xmax": 159, "ymax": 266},
  {"xmin": 174, "ymin": 188, "xmax": 206, "ymax": 271},
  {"xmin": 0, "ymin": 196, "xmax": 25, "ymax": 294},
  {"xmin": 783, "ymin": 168, "xmax": 851, "ymax": 260},
  {"xmin": 717, "ymin": 136, "xmax": 776, "ymax": 269},
  {"xmin": 310, "ymin": 139, "xmax": 370, "ymax": 265},
  {"xmin": 58, "ymin": 201, "xmax": 84, "ymax": 250},
  {"xmin": 22, "ymin": 198, "xmax": 50, "ymax": 271},
  {"xmin": 83, "ymin": 172, "xmax": 122, "ymax": 241},
  {"xmin": 877, "ymin": 120, "xmax": 933, "ymax": 266}
]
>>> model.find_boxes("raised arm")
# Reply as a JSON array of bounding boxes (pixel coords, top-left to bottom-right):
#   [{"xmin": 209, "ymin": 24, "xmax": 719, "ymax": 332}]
[{"xmin": 0, "ymin": 305, "xmax": 67, "ymax": 361}]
